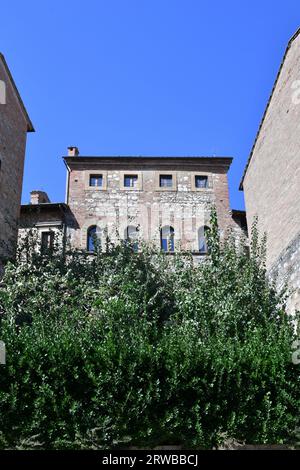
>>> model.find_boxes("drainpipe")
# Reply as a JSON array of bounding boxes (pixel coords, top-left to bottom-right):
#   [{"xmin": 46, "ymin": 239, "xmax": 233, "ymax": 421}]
[{"xmin": 64, "ymin": 161, "xmax": 70, "ymax": 205}]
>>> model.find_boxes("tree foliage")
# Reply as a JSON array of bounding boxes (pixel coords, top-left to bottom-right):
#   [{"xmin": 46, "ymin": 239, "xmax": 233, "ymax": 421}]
[{"xmin": 0, "ymin": 211, "xmax": 299, "ymax": 449}]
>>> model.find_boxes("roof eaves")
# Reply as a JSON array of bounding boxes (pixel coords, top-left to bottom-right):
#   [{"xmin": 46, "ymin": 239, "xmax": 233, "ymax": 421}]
[
  {"xmin": 21, "ymin": 202, "xmax": 68, "ymax": 211},
  {"xmin": 0, "ymin": 52, "xmax": 34, "ymax": 132},
  {"xmin": 232, "ymin": 209, "xmax": 246, "ymax": 215},
  {"xmin": 63, "ymin": 155, "xmax": 233, "ymax": 168}
]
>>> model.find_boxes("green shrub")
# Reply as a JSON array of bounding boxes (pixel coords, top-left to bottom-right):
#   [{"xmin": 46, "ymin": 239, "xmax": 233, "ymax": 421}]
[{"xmin": 0, "ymin": 212, "xmax": 299, "ymax": 449}]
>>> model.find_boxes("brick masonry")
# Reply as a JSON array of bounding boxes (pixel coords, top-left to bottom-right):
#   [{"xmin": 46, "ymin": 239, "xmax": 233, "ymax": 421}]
[{"xmin": 0, "ymin": 53, "xmax": 33, "ymax": 271}]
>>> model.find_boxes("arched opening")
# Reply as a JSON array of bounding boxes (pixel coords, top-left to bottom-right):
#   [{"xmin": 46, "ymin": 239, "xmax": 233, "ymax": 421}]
[
  {"xmin": 87, "ymin": 226, "xmax": 101, "ymax": 252},
  {"xmin": 160, "ymin": 226, "xmax": 175, "ymax": 252},
  {"xmin": 198, "ymin": 225, "xmax": 209, "ymax": 254}
]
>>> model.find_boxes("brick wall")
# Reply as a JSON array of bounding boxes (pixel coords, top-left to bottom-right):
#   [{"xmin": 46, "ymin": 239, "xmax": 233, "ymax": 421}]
[{"xmin": 0, "ymin": 55, "xmax": 32, "ymax": 269}]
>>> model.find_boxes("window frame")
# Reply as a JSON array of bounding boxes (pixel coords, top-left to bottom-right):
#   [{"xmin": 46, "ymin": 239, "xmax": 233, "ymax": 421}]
[
  {"xmin": 119, "ymin": 171, "xmax": 143, "ymax": 190},
  {"xmin": 85, "ymin": 171, "xmax": 107, "ymax": 190},
  {"xmin": 123, "ymin": 174, "xmax": 139, "ymax": 189},
  {"xmin": 160, "ymin": 225, "xmax": 175, "ymax": 252},
  {"xmin": 89, "ymin": 174, "xmax": 104, "ymax": 188},
  {"xmin": 195, "ymin": 174, "xmax": 208, "ymax": 189},
  {"xmin": 191, "ymin": 172, "xmax": 213, "ymax": 191},
  {"xmin": 87, "ymin": 225, "xmax": 102, "ymax": 253},
  {"xmin": 125, "ymin": 225, "xmax": 139, "ymax": 252},
  {"xmin": 198, "ymin": 225, "xmax": 210, "ymax": 254},
  {"xmin": 159, "ymin": 174, "xmax": 173, "ymax": 188},
  {"xmin": 41, "ymin": 230, "xmax": 54, "ymax": 254},
  {"xmin": 156, "ymin": 171, "xmax": 177, "ymax": 191}
]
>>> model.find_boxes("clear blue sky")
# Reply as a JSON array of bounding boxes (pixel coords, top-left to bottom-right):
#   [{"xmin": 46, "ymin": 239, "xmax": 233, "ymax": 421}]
[{"xmin": 1, "ymin": 1, "xmax": 299, "ymax": 208}]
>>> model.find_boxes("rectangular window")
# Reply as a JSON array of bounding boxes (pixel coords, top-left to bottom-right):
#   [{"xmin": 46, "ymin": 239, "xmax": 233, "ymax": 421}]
[
  {"xmin": 195, "ymin": 175, "xmax": 208, "ymax": 188},
  {"xmin": 89, "ymin": 174, "xmax": 103, "ymax": 187},
  {"xmin": 159, "ymin": 174, "xmax": 173, "ymax": 188},
  {"xmin": 41, "ymin": 231, "xmax": 54, "ymax": 254},
  {"xmin": 124, "ymin": 174, "xmax": 138, "ymax": 188}
]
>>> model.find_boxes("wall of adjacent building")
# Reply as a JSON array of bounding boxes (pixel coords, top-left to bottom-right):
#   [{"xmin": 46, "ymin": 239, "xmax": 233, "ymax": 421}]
[
  {"xmin": 18, "ymin": 225, "xmax": 65, "ymax": 255},
  {"xmin": 242, "ymin": 31, "xmax": 300, "ymax": 313},
  {"xmin": 269, "ymin": 231, "xmax": 300, "ymax": 313},
  {"xmin": 18, "ymin": 203, "xmax": 69, "ymax": 256},
  {"xmin": 0, "ymin": 57, "xmax": 29, "ymax": 269}
]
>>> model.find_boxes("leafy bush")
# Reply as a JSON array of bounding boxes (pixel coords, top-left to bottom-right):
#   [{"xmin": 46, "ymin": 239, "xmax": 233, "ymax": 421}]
[{"xmin": 0, "ymin": 212, "xmax": 299, "ymax": 449}]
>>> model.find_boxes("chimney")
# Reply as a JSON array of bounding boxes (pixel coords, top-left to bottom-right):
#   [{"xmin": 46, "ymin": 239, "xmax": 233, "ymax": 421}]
[
  {"xmin": 30, "ymin": 190, "xmax": 50, "ymax": 205},
  {"xmin": 68, "ymin": 146, "xmax": 79, "ymax": 156}
]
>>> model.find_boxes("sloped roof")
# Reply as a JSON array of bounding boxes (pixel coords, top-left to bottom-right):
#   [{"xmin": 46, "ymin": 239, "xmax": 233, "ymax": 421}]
[
  {"xmin": 21, "ymin": 202, "xmax": 68, "ymax": 212},
  {"xmin": 0, "ymin": 52, "xmax": 34, "ymax": 132},
  {"xmin": 239, "ymin": 27, "xmax": 300, "ymax": 190}
]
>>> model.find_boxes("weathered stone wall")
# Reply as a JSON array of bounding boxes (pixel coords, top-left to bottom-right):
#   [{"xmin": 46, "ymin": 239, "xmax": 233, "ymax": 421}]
[
  {"xmin": 0, "ymin": 56, "xmax": 29, "ymax": 269},
  {"xmin": 18, "ymin": 225, "xmax": 65, "ymax": 254},
  {"xmin": 242, "ymin": 32, "xmax": 300, "ymax": 271},
  {"xmin": 65, "ymin": 158, "xmax": 238, "ymax": 253},
  {"xmin": 269, "ymin": 232, "xmax": 300, "ymax": 313},
  {"xmin": 18, "ymin": 204, "xmax": 69, "ymax": 254}
]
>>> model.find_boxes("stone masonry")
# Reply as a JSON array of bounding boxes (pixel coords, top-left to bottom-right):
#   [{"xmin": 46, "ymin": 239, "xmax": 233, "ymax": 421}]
[
  {"xmin": 240, "ymin": 28, "xmax": 300, "ymax": 313},
  {"xmin": 19, "ymin": 191, "xmax": 70, "ymax": 254},
  {"xmin": 0, "ymin": 53, "xmax": 33, "ymax": 270},
  {"xmin": 64, "ymin": 149, "xmax": 245, "ymax": 256},
  {"xmin": 269, "ymin": 231, "xmax": 300, "ymax": 313}
]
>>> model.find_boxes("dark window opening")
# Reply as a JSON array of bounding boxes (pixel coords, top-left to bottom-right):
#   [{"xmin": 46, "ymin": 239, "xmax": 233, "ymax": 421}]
[
  {"xmin": 160, "ymin": 175, "xmax": 173, "ymax": 188},
  {"xmin": 195, "ymin": 175, "xmax": 208, "ymax": 188},
  {"xmin": 125, "ymin": 225, "xmax": 139, "ymax": 252},
  {"xmin": 41, "ymin": 231, "xmax": 54, "ymax": 254}
]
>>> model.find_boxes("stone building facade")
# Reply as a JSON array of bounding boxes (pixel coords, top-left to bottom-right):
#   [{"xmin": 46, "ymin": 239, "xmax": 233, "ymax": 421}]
[
  {"xmin": 240, "ymin": 28, "xmax": 300, "ymax": 313},
  {"xmin": 63, "ymin": 148, "xmax": 246, "ymax": 257},
  {"xmin": 19, "ymin": 191, "xmax": 70, "ymax": 254},
  {"xmin": 0, "ymin": 53, "xmax": 34, "ymax": 270}
]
